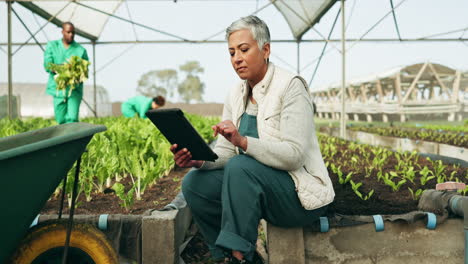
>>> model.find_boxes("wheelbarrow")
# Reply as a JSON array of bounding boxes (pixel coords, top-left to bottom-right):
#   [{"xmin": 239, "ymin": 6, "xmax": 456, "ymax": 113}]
[{"xmin": 0, "ymin": 122, "xmax": 117, "ymax": 263}]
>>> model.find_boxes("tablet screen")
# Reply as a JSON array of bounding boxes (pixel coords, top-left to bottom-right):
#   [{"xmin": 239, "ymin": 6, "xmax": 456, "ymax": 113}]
[{"xmin": 146, "ymin": 108, "xmax": 218, "ymax": 162}]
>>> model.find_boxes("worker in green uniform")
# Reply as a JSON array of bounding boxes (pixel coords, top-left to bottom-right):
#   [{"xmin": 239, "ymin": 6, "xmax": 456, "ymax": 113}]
[
  {"xmin": 121, "ymin": 95, "xmax": 166, "ymax": 118},
  {"xmin": 44, "ymin": 22, "xmax": 89, "ymax": 124}
]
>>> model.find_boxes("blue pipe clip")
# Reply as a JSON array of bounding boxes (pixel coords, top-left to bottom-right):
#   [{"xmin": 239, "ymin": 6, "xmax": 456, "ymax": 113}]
[
  {"xmin": 319, "ymin": 217, "xmax": 329, "ymax": 233},
  {"xmin": 373, "ymin": 215, "xmax": 384, "ymax": 232},
  {"xmin": 98, "ymin": 214, "xmax": 109, "ymax": 231},
  {"xmin": 30, "ymin": 214, "xmax": 40, "ymax": 228},
  {"xmin": 425, "ymin": 212, "xmax": 437, "ymax": 230}
]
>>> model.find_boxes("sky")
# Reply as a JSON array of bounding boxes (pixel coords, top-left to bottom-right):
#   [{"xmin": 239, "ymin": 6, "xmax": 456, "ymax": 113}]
[{"xmin": 0, "ymin": 0, "xmax": 467, "ymax": 103}]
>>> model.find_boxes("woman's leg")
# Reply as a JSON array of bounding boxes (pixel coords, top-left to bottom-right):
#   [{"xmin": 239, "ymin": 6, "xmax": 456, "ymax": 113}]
[
  {"xmin": 182, "ymin": 169, "xmax": 226, "ymax": 260},
  {"xmin": 215, "ymin": 154, "xmax": 326, "ymax": 261}
]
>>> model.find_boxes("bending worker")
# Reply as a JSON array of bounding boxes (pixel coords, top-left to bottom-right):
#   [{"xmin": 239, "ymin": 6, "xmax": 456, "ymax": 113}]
[
  {"xmin": 121, "ymin": 95, "xmax": 166, "ymax": 118},
  {"xmin": 171, "ymin": 16, "xmax": 334, "ymax": 263},
  {"xmin": 44, "ymin": 22, "xmax": 88, "ymax": 124}
]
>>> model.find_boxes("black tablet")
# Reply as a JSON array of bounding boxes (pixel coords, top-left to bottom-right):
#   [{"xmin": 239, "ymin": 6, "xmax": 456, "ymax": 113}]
[{"xmin": 146, "ymin": 108, "xmax": 218, "ymax": 162}]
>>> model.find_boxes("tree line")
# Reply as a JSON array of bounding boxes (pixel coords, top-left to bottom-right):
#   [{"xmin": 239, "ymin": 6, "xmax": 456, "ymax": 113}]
[{"xmin": 136, "ymin": 60, "xmax": 204, "ymax": 103}]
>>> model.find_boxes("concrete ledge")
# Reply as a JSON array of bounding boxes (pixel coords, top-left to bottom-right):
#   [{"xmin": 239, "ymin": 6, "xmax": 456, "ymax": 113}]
[
  {"xmin": 266, "ymin": 218, "xmax": 464, "ymax": 264},
  {"xmin": 399, "ymin": 137, "xmax": 439, "ymax": 154},
  {"xmin": 304, "ymin": 218, "xmax": 463, "ymax": 264},
  {"xmin": 373, "ymin": 134, "xmax": 401, "ymax": 149},
  {"xmin": 142, "ymin": 205, "xmax": 192, "ymax": 264},
  {"xmin": 266, "ymin": 223, "xmax": 305, "ymax": 264},
  {"xmin": 439, "ymin": 143, "xmax": 468, "ymax": 161}
]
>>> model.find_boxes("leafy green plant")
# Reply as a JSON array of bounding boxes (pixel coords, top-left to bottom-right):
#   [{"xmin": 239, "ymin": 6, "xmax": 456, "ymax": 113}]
[
  {"xmin": 430, "ymin": 160, "xmax": 448, "ymax": 183},
  {"xmin": 112, "ymin": 183, "xmax": 135, "ymax": 210},
  {"xmin": 382, "ymin": 172, "xmax": 407, "ymax": 192},
  {"xmin": 1, "ymin": 114, "xmax": 218, "ymax": 210},
  {"xmin": 408, "ymin": 188, "xmax": 424, "ymax": 200},
  {"xmin": 47, "ymin": 56, "xmax": 90, "ymax": 97},
  {"xmin": 419, "ymin": 166, "xmax": 435, "ymax": 185},
  {"xmin": 350, "ymin": 180, "xmax": 374, "ymax": 200}
]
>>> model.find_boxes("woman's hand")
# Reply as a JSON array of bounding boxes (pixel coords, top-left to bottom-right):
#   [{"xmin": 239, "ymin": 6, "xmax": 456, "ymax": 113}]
[
  {"xmin": 212, "ymin": 120, "xmax": 248, "ymax": 151},
  {"xmin": 170, "ymin": 144, "xmax": 204, "ymax": 168}
]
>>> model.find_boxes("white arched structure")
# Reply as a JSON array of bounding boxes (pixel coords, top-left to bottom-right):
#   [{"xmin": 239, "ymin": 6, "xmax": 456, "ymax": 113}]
[{"xmin": 312, "ymin": 62, "xmax": 468, "ymax": 122}]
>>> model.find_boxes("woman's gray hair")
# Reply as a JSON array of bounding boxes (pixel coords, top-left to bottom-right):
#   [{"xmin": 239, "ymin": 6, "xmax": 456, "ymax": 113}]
[{"xmin": 226, "ymin": 15, "xmax": 270, "ymax": 49}]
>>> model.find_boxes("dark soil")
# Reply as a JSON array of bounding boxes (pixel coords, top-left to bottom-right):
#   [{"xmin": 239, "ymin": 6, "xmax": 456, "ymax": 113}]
[
  {"xmin": 41, "ymin": 167, "xmax": 188, "ymax": 215},
  {"xmin": 326, "ymin": 144, "xmax": 466, "ymax": 216}
]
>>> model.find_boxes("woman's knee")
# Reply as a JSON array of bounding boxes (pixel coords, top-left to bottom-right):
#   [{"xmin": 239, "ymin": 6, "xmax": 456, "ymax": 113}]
[
  {"xmin": 182, "ymin": 169, "xmax": 222, "ymax": 202},
  {"xmin": 181, "ymin": 169, "xmax": 199, "ymax": 197},
  {"xmin": 225, "ymin": 155, "xmax": 257, "ymax": 170},
  {"xmin": 224, "ymin": 155, "xmax": 262, "ymax": 183}
]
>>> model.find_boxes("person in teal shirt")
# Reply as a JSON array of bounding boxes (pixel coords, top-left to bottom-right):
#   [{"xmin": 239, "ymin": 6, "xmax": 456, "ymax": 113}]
[
  {"xmin": 121, "ymin": 95, "xmax": 166, "ymax": 118},
  {"xmin": 44, "ymin": 22, "xmax": 88, "ymax": 124}
]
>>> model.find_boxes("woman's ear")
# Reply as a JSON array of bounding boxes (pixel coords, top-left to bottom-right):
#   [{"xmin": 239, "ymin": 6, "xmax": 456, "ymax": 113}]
[{"xmin": 263, "ymin": 43, "xmax": 271, "ymax": 61}]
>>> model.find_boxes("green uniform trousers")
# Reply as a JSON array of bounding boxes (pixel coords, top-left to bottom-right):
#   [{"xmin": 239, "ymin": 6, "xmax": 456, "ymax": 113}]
[
  {"xmin": 52, "ymin": 93, "xmax": 82, "ymax": 124},
  {"xmin": 182, "ymin": 154, "xmax": 327, "ymax": 261}
]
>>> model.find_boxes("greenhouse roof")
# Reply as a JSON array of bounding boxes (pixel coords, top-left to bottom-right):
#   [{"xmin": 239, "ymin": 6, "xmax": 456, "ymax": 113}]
[
  {"xmin": 18, "ymin": 1, "xmax": 123, "ymax": 41},
  {"xmin": 273, "ymin": 0, "xmax": 336, "ymax": 40},
  {"xmin": 16, "ymin": 0, "xmax": 335, "ymax": 41}
]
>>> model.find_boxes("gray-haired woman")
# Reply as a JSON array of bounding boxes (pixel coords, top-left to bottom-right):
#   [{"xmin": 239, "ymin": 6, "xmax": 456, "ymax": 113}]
[{"xmin": 170, "ymin": 15, "xmax": 334, "ymax": 264}]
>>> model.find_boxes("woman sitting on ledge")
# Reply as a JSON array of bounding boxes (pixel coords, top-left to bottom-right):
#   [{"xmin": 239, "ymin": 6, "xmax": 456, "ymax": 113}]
[{"xmin": 170, "ymin": 15, "xmax": 334, "ymax": 264}]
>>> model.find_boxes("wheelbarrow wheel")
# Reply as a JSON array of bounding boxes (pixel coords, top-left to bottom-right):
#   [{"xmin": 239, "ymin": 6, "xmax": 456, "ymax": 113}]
[{"xmin": 10, "ymin": 220, "xmax": 118, "ymax": 264}]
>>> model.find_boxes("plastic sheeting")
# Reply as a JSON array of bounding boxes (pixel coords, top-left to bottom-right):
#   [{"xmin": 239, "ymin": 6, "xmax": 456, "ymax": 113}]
[
  {"xmin": 18, "ymin": 1, "xmax": 123, "ymax": 40},
  {"xmin": 18, "ymin": 1, "xmax": 335, "ymax": 41},
  {"xmin": 272, "ymin": 0, "xmax": 336, "ymax": 40},
  {"xmin": 0, "ymin": 83, "xmax": 112, "ymax": 118}
]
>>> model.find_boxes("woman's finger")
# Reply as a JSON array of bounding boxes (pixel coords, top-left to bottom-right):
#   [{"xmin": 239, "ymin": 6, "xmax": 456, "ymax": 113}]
[
  {"xmin": 174, "ymin": 150, "xmax": 188, "ymax": 164},
  {"xmin": 175, "ymin": 149, "xmax": 192, "ymax": 166},
  {"xmin": 170, "ymin": 144, "xmax": 178, "ymax": 153},
  {"xmin": 179, "ymin": 154, "xmax": 193, "ymax": 167}
]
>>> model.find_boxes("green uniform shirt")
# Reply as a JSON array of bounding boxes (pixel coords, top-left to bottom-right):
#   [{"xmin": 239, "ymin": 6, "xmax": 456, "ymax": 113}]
[
  {"xmin": 44, "ymin": 39, "xmax": 88, "ymax": 98},
  {"xmin": 121, "ymin": 96, "xmax": 153, "ymax": 118}
]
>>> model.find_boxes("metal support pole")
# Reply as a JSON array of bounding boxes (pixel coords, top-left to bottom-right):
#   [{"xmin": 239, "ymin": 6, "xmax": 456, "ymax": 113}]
[
  {"xmin": 340, "ymin": 0, "xmax": 346, "ymax": 139},
  {"xmin": 61, "ymin": 156, "xmax": 82, "ymax": 264},
  {"xmin": 297, "ymin": 41, "xmax": 300, "ymax": 75},
  {"xmin": 7, "ymin": 0, "xmax": 13, "ymax": 119},
  {"xmin": 93, "ymin": 42, "xmax": 97, "ymax": 117}
]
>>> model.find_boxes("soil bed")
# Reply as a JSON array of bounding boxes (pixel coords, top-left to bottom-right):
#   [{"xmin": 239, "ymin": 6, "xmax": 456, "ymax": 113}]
[
  {"xmin": 326, "ymin": 144, "xmax": 466, "ymax": 216},
  {"xmin": 41, "ymin": 167, "xmax": 189, "ymax": 215}
]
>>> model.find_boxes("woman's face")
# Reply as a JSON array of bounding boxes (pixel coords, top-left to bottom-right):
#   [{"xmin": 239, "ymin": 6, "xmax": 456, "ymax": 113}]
[{"xmin": 228, "ymin": 29, "xmax": 270, "ymax": 87}]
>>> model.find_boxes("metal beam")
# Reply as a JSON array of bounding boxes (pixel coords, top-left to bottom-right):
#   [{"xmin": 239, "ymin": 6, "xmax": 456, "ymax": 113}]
[
  {"xmin": 389, "ymin": 0, "xmax": 402, "ymax": 40},
  {"xmin": 17, "ymin": 2, "xmax": 96, "ymax": 41},
  {"xmin": 2, "ymin": 38, "xmax": 468, "ymax": 46},
  {"xmin": 93, "ymin": 42, "xmax": 97, "ymax": 117},
  {"xmin": 12, "ymin": 7, "xmax": 44, "ymax": 53},
  {"xmin": 340, "ymin": 0, "xmax": 346, "ymax": 139},
  {"xmin": 13, "ymin": 2, "xmax": 72, "ymax": 55},
  {"xmin": 7, "ymin": 0, "xmax": 13, "ymax": 118},
  {"xmin": 309, "ymin": 7, "xmax": 341, "ymax": 87}
]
